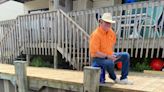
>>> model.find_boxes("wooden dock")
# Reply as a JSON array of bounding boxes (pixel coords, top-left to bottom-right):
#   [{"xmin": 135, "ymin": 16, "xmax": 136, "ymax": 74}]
[{"xmin": 0, "ymin": 63, "xmax": 164, "ymax": 92}]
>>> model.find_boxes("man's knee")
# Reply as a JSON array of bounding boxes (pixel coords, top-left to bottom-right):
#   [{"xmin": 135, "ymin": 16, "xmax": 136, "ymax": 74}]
[
  {"xmin": 121, "ymin": 52, "xmax": 130, "ymax": 59},
  {"xmin": 105, "ymin": 60, "xmax": 114, "ymax": 68}
]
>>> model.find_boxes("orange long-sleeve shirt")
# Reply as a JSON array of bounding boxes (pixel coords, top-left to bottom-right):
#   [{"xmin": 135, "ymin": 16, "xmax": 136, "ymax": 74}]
[{"xmin": 89, "ymin": 26, "xmax": 116, "ymax": 57}]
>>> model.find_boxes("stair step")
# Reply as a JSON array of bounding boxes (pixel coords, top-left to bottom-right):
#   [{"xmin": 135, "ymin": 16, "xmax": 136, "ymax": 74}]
[{"xmin": 16, "ymin": 57, "xmax": 26, "ymax": 61}]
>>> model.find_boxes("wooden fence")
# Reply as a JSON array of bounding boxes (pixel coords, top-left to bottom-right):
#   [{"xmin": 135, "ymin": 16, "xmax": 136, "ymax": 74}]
[{"xmin": 68, "ymin": 0, "xmax": 164, "ymax": 58}]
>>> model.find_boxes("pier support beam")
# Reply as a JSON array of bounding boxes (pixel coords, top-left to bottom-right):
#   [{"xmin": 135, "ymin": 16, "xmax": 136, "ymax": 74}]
[
  {"xmin": 53, "ymin": 50, "xmax": 58, "ymax": 69},
  {"xmin": 26, "ymin": 54, "xmax": 30, "ymax": 65}
]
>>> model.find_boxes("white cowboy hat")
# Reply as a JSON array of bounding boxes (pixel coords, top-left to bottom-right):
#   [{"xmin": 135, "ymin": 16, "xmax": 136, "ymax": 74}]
[{"xmin": 100, "ymin": 13, "xmax": 116, "ymax": 23}]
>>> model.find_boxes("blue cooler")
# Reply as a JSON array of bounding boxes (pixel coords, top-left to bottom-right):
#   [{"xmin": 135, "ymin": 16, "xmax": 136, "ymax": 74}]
[{"xmin": 124, "ymin": 0, "xmax": 136, "ymax": 3}]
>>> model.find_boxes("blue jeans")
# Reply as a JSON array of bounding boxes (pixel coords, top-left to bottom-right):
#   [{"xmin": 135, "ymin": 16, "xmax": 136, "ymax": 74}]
[
  {"xmin": 92, "ymin": 62, "xmax": 106, "ymax": 83},
  {"xmin": 92, "ymin": 52, "xmax": 130, "ymax": 82}
]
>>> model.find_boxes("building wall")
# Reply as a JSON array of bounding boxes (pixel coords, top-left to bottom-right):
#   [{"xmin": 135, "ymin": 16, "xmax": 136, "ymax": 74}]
[
  {"xmin": 58, "ymin": 0, "xmax": 73, "ymax": 12},
  {"xmin": 73, "ymin": 0, "xmax": 78, "ymax": 10},
  {"xmin": 73, "ymin": 0, "xmax": 122, "ymax": 11},
  {"xmin": 93, "ymin": 0, "xmax": 122, "ymax": 8},
  {"xmin": 24, "ymin": 0, "xmax": 49, "ymax": 14},
  {"xmin": 0, "ymin": 1, "xmax": 24, "ymax": 21},
  {"xmin": 93, "ymin": 0, "xmax": 115, "ymax": 8},
  {"xmin": 24, "ymin": 0, "xmax": 72, "ymax": 13}
]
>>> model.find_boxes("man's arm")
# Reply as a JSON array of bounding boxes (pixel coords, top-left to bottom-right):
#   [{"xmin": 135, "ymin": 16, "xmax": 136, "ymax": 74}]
[{"xmin": 95, "ymin": 51, "xmax": 119, "ymax": 62}]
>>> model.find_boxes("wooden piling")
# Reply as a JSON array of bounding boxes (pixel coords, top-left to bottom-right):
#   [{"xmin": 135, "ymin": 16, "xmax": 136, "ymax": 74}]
[
  {"xmin": 84, "ymin": 66, "xmax": 100, "ymax": 92},
  {"xmin": 14, "ymin": 61, "xmax": 28, "ymax": 92}
]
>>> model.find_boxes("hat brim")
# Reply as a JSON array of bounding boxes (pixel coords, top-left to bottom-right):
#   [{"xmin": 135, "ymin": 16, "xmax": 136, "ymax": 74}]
[{"xmin": 100, "ymin": 18, "xmax": 116, "ymax": 23}]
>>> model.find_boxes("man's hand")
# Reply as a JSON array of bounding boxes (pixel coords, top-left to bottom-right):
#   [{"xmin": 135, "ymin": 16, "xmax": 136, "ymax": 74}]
[{"xmin": 107, "ymin": 55, "xmax": 121, "ymax": 62}]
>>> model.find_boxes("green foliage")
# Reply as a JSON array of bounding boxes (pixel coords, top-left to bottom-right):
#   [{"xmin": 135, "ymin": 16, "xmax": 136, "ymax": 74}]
[
  {"xmin": 30, "ymin": 56, "xmax": 46, "ymax": 67},
  {"xmin": 132, "ymin": 61, "xmax": 151, "ymax": 72},
  {"xmin": 131, "ymin": 58, "xmax": 151, "ymax": 72}
]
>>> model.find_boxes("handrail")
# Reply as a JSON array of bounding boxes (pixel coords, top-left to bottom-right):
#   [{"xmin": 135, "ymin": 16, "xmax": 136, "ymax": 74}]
[{"xmin": 59, "ymin": 9, "xmax": 90, "ymax": 39}]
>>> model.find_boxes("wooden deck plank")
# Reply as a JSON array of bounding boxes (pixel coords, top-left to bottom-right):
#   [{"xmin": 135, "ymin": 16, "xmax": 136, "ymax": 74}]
[
  {"xmin": 0, "ymin": 64, "xmax": 164, "ymax": 92},
  {"xmin": 0, "ymin": 64, "xmax": 83, "ymax": 84},
  {"xmin": 144, "ymin": 70, "xmax": 164, "ymax": 76},
  {"xmin": 103, "ymin": 73, "xmax": 164, "ymax": 92}
]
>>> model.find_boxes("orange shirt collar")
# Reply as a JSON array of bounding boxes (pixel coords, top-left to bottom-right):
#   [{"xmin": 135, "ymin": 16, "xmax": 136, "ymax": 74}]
[{"xmin": 97, "ymin": 26, "xmax": 111, "ymax": 34}]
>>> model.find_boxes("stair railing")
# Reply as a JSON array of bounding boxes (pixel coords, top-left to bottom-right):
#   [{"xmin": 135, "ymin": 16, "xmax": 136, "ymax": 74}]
[
  {"xmin": 57, "ymin": 10, "xmax": 90, "ymax": 70},
  {"xmin": 16, "ymin": 10, "xmax": 90, "ymax": 70},
  {"xmin": 0, "ymin": 19, "xmax": 20, "ymax": 63}
]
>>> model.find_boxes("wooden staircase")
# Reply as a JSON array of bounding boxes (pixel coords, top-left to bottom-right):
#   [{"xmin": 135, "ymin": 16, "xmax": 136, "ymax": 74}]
[
  {"xmin": 0, "ymin": 10, "xmax": 90, "ymax": 70},
  {"xmin": 57, "ymin": 43, "xmax": 90, "ymax": 70}
]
